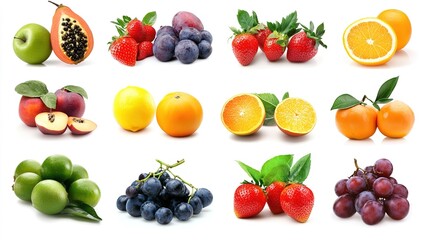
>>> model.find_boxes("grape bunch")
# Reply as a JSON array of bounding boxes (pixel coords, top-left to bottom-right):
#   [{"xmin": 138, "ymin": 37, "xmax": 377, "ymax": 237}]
[
  {"xmin": 333, "ymin": 158, "xmax": 409, "ymax": 225},
  {"xmin": 116, "ymin": 159, "xmax": 213, "ymax": 225}
]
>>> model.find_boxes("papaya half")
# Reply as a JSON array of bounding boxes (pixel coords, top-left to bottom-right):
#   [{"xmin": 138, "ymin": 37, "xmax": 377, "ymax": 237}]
[{"xmin": 49, "ymin": 1, "xmax": 94, "ymax": 64}]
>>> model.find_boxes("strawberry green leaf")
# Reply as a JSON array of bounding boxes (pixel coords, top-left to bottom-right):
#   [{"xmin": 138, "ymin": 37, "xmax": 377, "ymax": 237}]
[
  {"xmin": 289, "ymin": 153, "xmax": 311, "ymax": 183},
  {"xmin": 260, "ymin": 155, "xmax": 293, "ymax": 186},
  {"xmin": 375, "ymin": 76, "xmax": 399, "ymax": 102},
  {"xmin": 62, "ymin": 201, "xmax": 102, "ymax": 221},
  {"xmin": 282, "ymin": 92, "xmax": 289, "ymax": 100},
  {"xmin": 143, "ymin": 11, "xmax": 157, "ymax": 26},
  {"xmin": 236, "ymin": 160, "xmax": 261, "ymax": 185},
  {"xmin": 40, "ymin": 92, "xmax": 57, "ymax": 109},
  {"xmin": 63, "ymin": 85, "xmax": 88, "ymax": 99},
  {"xmin": 236, "ymin": 9, "xmax": 258, "ymax": 32},
  {"xmin": 15, "ymin": 80, "xmax": 49, "ymax": 97},
  {"xmin": 255, "ymin": 93, "xmax": 279, "ymax": 126},
  {"xmin": 331, "ymin": 94, "xmax": 361, "ymax": 110}
]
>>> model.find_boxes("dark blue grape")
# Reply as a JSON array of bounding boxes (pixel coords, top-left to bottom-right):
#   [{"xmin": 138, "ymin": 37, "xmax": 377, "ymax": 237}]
[
  {"xmin": 157, "ymin": 170, "xmax": 171, "ymax": 186},
  {"xmin": 138, "ymin": 173, "xmax": 149, "ymax": 180},
  {"xmin": 153, "ymin": 34, "xmax": 177, "ymax": 62},
  {"xmin": 174, "ymin": 202, "xmax": 193, "ymax": 221},
  {"xmin": 195, "ymin": 188, "xmax": 213, "ymax": 208},
  {"xmin": 179, "ymin": 27, "xmax": 202, "ymax": 43},
  {"xmin": 125, "ymin": 197, "xmax": 145, "ymax": 217},
  {"xmin": 200, "ymin": 30, "xmax": 213, "ymax": 44},
  {"xmin": 116, "ymin": 195, "xmax": 128, "ymax": 211},
  {"xmin": 155, "ymin": 207, "xmax": 173, "ymax": 225},
  {"xmin": 165, "ymin": 179, "xmax": 185, "ymax": 197},
  {"xmin": 141, "ymin": 201, "xmax": 159, "ymax": 221},
  {"xmin": 189, "ymin": 196, "xmax": 203, "ymax": 215},
  {"xmin": 198, "ymin": 40, "xmax": 212, "ymax": 59},
  {"xmin": 175, "ymin": 40, "xmax": 199, "ymax": 64},
  {"xmin": 126, "ymin": 185, "xmax": 138, "ymax": 198},
  {"xmin": 142, "ymin": 177, "xmax": 162, "ymax": 197},
  {"xmin": 156, "ymin": 26, "xmax": 178, "ymax": 39}
]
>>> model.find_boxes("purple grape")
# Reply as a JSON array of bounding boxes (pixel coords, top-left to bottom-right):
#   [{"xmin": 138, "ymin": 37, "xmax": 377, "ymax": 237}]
[
  {"xmin": 365, "ymin": 172, "xmax": 378, "ymax": 190},
  {"xmin": 347, "ymin": 176, "xmax": 367, "ymax": 195},
  {"xmin": 373, "ymin": 177, "xmax": 394, "ymax": 198},
  {"xmin": 373, "ymin": 158, "xmax": 393, "ymax": 177},
  {"xmin": 354, "ymin": 191, "xmax": 376, "ymax": 214},
  {"xmin": 364, "ymin": 165, "xmax": 374, "ymax": 173},
  {"xmin": 361, "ymin": 200, "xmax": 385, "ymax": 225},
  {"xmin": 333, "ymin": 194, "xmax": 356, "ymax": 218},
  {"xmin": 392, "ymin": 184, "xmax": 408, "ymax": 198},
  {"xmin": 335, "ymin": 179, "xmax": 348, "ymax": 196},
  {"xmin": 385, "ymin": 197, "xmax": 409, "ymax": 220}
]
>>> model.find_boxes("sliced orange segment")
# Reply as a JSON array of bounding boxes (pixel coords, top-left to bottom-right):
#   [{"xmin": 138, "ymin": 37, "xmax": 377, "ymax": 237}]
[
  {"xmin": 221, "ymin": 93, "xmax": 265, "ymax": 136},
  {"xmin": 343, "ymin": 17, "xmax": 397, "ymax": 66},
  {"xmin": 274, "ymin": 98, "xmax": 316, "ymax": 136}
]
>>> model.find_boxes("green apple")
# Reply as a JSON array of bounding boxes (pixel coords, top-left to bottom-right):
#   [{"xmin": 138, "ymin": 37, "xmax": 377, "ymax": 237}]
[{"xmin": 13, "ymin": 23, "xmax": 52, "ymax": 64}]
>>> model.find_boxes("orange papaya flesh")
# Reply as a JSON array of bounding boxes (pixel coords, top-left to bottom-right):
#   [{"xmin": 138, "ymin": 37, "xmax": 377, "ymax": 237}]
[{"xmin": 50, "ymin": 2, "xmax": 94, "ymax": 64}]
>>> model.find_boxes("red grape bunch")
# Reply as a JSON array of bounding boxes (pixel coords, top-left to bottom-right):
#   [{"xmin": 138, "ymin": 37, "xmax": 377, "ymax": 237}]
[{"xmin": 333, "ymin": 158, "xmax": 409, "ymax": 225}]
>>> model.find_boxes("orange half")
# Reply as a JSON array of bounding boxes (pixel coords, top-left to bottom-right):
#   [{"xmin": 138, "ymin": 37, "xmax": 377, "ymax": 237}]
[
  {"xmin": 274, "ymin": 98, "xmax": 316, "ymax": 136},
  {"xmin": 343, "ymin": 17, "xmax": 397, "ymax": 66},
  {"xmin": 221, "ymin": 93, "xmax": 265, "ymax": 136}
]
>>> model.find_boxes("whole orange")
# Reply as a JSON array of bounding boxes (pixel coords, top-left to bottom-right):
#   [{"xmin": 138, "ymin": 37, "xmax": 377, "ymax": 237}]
[
  {"xmin": 156, "ymin": 92, "xmax": 203, "ymax": 137},
  {"xmin": 335, "ymin": 104, "xmax": 378, "ymax": 140},
  {"xmin": 377, "ymin": 100, "xmax": 414, "ymax": 138},
  {"xmin": 378, "ymin": 9, "xmax": 412, "ymax": 51}
]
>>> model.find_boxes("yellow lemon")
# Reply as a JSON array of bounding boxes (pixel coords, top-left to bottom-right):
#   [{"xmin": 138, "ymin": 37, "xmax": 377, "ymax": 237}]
[{"xmin": 113, "ymin": 86, "xmax": 155, "ymax": 132}]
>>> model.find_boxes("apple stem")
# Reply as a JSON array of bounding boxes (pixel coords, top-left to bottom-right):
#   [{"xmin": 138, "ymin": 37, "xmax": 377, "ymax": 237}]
[
  {"xmin": 13, "ymin": 37, "xmax": 25, "ymax": 42},
  {"xmin": 48, "ymin": 0, "xmax": 59, "ymax": 7}
]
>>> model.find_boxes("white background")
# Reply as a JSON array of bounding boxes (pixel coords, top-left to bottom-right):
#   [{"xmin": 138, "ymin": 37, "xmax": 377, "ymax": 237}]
[{"xmin": 1, "ymin": 0, "xmax": 427, "ymax": 238}]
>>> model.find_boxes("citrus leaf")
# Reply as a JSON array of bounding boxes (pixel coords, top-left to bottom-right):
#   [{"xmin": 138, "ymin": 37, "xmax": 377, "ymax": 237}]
[
  {"xmin": 282, "ymin": 92, "xmax": 289, "ymax": 100},
  {"xmin": 236, "ymin": 160, "xmax": 261, "ymax": 185},
  {"xmin": 255, "ymin": 93, "xmax": 279, "ymax": 126},
  {"xmin": 330, "ymin": 94, "xmax": 361, "ymax": 110},
  {"xmin": 40, "ymin": 92, "xmax": 57, "ymax": 109},
  {"xmin": 62, "ymin": 201, "xmax": 102, "ymax": 221},
  {"xmin": 15, "ymin": 80, "xmax": 49, "ymax": 97},
  {"xmin": 375, "ymin": 76, "xmax": 399, "ymax": 102},
  {"xmin": 63, "ymin": 85, "xmax": 88, "ymax": 99},
  {"xmin": 375, "ymin": 98, "xmax": 393, "ymax": 104},
  {"xmin": 260, "ymin": 155, "xmax": 293, "ymax": 186},
  {"xmin": 289, "ymin": 153, "xmax": 311, "ymax": 183},
  {"xmin": 143, "ymin": 11, "xmax": 157, "ymax": 25}
]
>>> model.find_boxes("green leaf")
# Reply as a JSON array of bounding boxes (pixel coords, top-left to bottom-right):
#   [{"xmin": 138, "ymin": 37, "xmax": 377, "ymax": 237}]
[
  {"xmin": 236, "ymin": 160, "xmax": 261, "ymax": 185},
  {"xmin": 260, "ymin": 155, "xmax": 293, "ymax": 186},
  {"xmin": 375, "ymin": 76, "xmax": 399, "ymax": 102},
  {"xmin": 237, "ymin": 9, "xmax": 256, "ymax": 31},
  {"xmin": 255, "ymin": 93, "xmax": 279, "ymax": 126},
  {"xmin": 15, "ymin": 80, "xmax": 49, "ymax": 97},
  {"xmin": 40, "ymin": 92, "xmax": 57, "ymax": 109},
  {"xmin": 330, "ymin": 94, "xmax": 361, "ymax": 110},
  {"xmin": 63, "ymin": 85, "xmax": 88, "ymax": 99},
  {"xmin": 61, "ymin": 201, "xmax": 102, "ymax": 221},
  {"xmin": 143, "ymin": 11, "xmax": 157, "ymax": 25},
  {"xmin": 289, "ymin": 153, "xmax": 311, "ymax": 183},
  {"xmin": 282, "ymin": 92, "xmax": 289, "ymax": 100},
  {"xmin": 375, "ymin": 98, "xmax": 393, "ymax": 104}
]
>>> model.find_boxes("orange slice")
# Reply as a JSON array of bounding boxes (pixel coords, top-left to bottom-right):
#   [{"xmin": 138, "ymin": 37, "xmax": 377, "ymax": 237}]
[
  {"xmin": 274, "ymin": 98, "xmax": 316, "ymax": 136},
  {"xmin": 343, "ymin": 17, "xmax": 397, "ymax": 66},
  {"xmin": 221, "ymin": 93, "xmax": 265, "ymax": 136}
]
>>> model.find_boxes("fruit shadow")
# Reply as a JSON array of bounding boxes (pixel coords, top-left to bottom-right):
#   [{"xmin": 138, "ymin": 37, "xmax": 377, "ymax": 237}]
[
  {"xmin": 345, "ymin": 138, "xmax": 375, "ymax": 145},
  {"xmin": 381, "ymin": 137, "xmax": 407, "ymax": 144},
  {"xmin": 229, "ymin": 131, "xmax": 264, "ymax": 142},
  {"xmin": 278, "ymin": 133, "xmax": 312, "ymax": 143}
]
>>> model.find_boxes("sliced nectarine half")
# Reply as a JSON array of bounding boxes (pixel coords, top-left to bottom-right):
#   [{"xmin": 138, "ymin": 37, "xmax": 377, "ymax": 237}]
[
  {"xmin": 221, "ymin": 93, "xmax": 265, "ymax": 136},
  {"xmin": 35, "ymin": 111, "xmax": 68, "ymax": 135},
  {"xmin": 67, "ymin": 117, "xmax": 97, "ymax": 135},
  {"xmin": 274, "ymin": 98, "xmax": 316, "ymax": 136}
]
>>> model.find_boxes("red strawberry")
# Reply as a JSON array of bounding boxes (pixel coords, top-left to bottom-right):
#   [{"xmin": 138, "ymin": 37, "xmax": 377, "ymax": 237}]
[
  {"xmin": 263, "ymin": 11, "xmax": 300, "ymax": 62},
  {"xmin": 266, "ymin": 181, "xmax": 286, "ymax": 214},
  {"xmin": 109, "ymin": 36, "xmax": 138, "ymax": 66},
  {"xmin": 232, "ymin": 33, "xmax": 259, "ymax": 66},
  {"xmin": 127, "ymin": 19, "xmax": 145, "ymax": 43},
  {"xmin": 230, "ymin": 10, "xmax": 263, "ymax": 66},
  {"xmin": 263, "ymin": 37, "xmax": 286, "ymax": 62},
  {"xmin": 280, "ymin": 183, "xmax": 314, "ymax": 223},
  {"xmin": 255, "ymin": 27, "xmax": 272, "ymax": 51},
  {"xmin": 137, "ymin": 41, "xmax": 153, "ymax": 61},
  {"xmin": 286, "ymin": 22, "xmax": 327, "ymax": 62},
  {"xmin": 234, "ymin": 183, "xmax": 266, "ymax": 218},
  {"xmin": 141, "ymin": 11, "xmax": 157, "ymax": 42}
]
